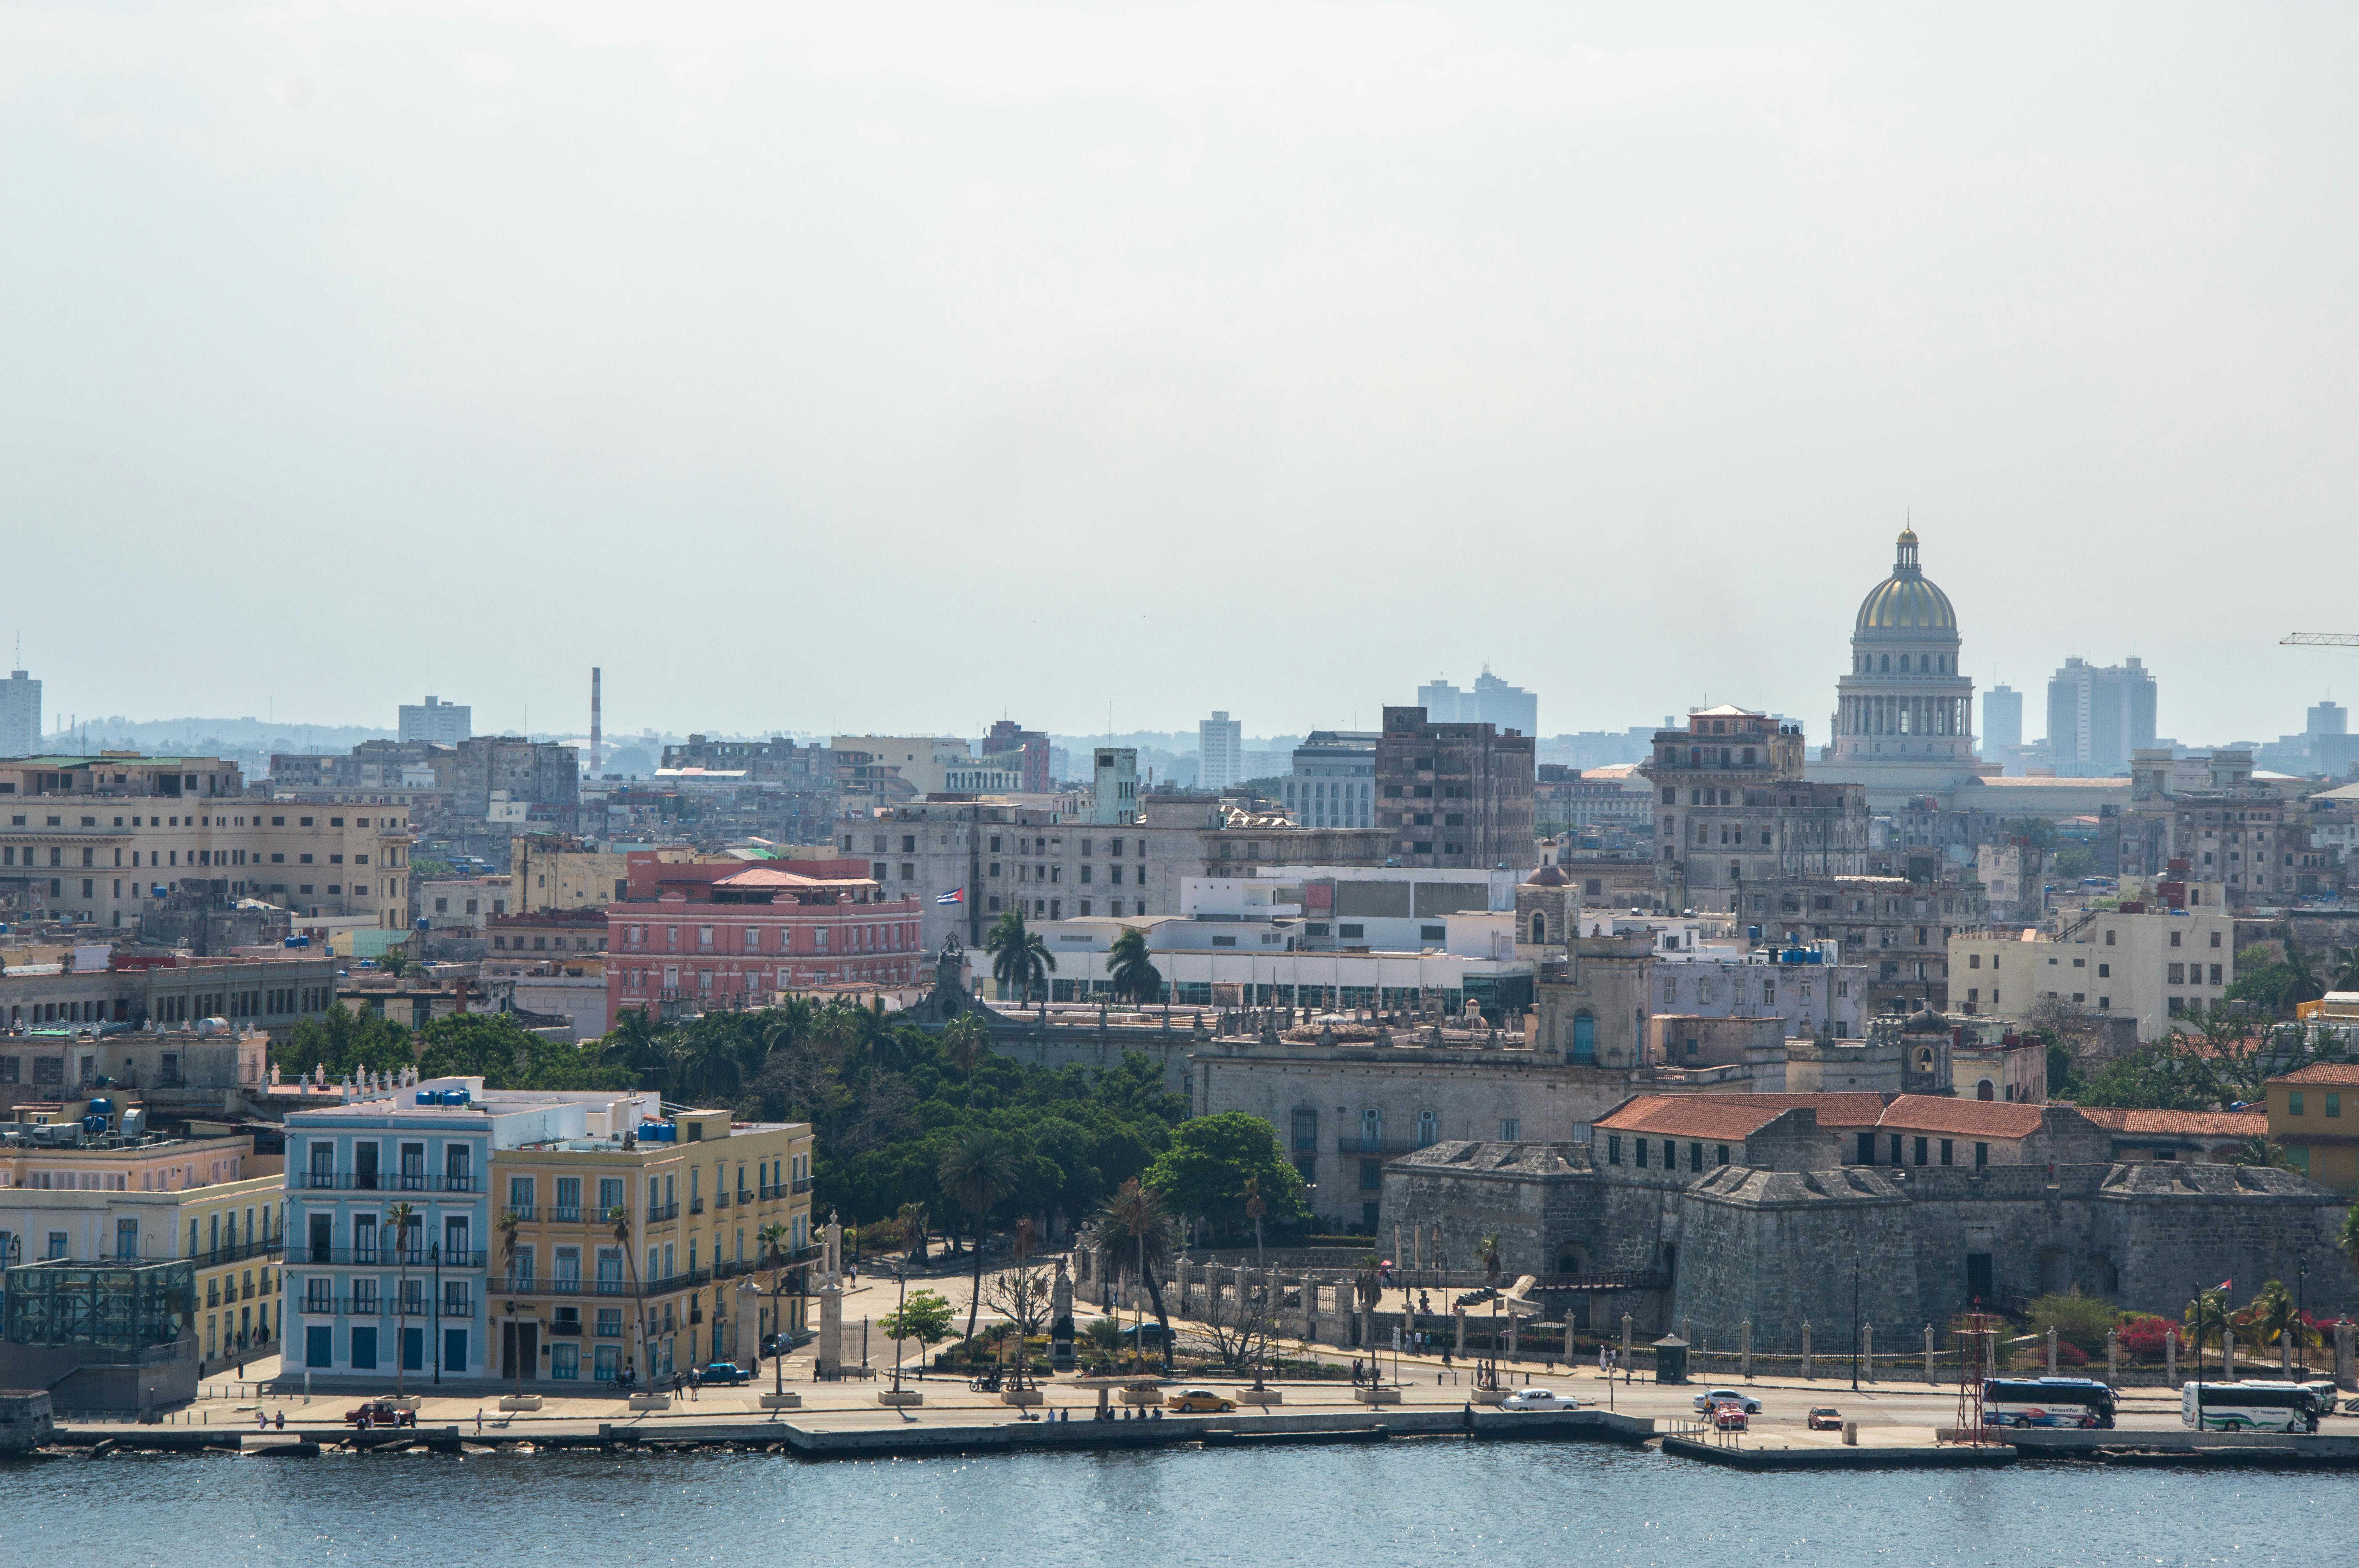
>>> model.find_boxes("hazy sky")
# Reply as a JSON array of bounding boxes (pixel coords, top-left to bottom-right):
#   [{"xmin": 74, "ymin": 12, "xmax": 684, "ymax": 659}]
[{"xmin": 7, "ymin": 3, "xmax": 2357, "ymax": 748}]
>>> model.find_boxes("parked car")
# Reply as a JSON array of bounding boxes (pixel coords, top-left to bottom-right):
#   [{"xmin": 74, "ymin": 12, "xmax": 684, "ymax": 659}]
[
  {"xmin": 344, "ymin": 1401, "xmax": 414, "ymax": 1428},
  {"xmin": 1712, "ymin": 1402, "xmax": 1750, "ymax": 1432},
  {"xmin": 1691, "ymin": 1387, "xmax": 1762, "ymax": 1414},
  {"xmin": 701, "ymin": 1361, "xmax": 752, "ymax": 1386},
  {"xmin": 1501, "ymin": 1388, "xmax": 1580, "ymax": 1412},
  {"xmin": 1165, "ymin": 1389, "xmax": 1236, "ymax": 1414},
  {"xmin": 1807, "ymin": 1406, "xmax": 1844, "ymax": 1431}
]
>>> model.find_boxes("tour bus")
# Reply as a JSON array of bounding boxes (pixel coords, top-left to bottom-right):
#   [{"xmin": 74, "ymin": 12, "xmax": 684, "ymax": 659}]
[
  {"xmin": 2181, "ymin": 1381, "xmax": 2322, "ymax": 1433},
  {"xmin": 1981, "ymin": 1377, "xmax": 2117, "ymax": 1428}
]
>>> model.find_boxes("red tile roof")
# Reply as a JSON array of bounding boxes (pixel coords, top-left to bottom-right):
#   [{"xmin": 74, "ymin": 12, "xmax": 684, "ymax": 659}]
[
  {"xmin": 1874, "ymin": 1094, "xmax": 2046, "ymax": 1139},
  {"xmin": 1595, "ymin": 1093, "xmax": 1886, "ymax": 1140},
  {"xmin": 2075, "ymin": 1107, "xmax": 2268, "ymax": 1137},
  {"xmin": 2270, "ymin": 1062, "xmax": 2359, "ymax": 1087}
]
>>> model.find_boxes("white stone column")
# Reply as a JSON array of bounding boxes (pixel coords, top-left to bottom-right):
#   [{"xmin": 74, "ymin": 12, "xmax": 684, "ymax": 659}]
[
  {"xmin": 1801, "ymin": 1321, "xmax": 1811, "ymax": 1380},
  {"xmin": 2224, "ymin": 1329, "xmax": 2236, "ymax": 1381},
  {"xmin": 1621, "ymin": 1312, "xmax": 1632, "ymax": 1365},
  {"xmin": 1924, "ymin": 1323, "xmax": 1935, "ymax": 1383},
  {"xmin": 1741, "ymin": 1319, "xmax": 1752, "ymax": 1380},
  {"xmin": 2337, "ymin": 1318, "xmax": 2354, "ymax": 1389},
  {"xmin": 816, "ymin": 1282, "xmax": 843, "ymax": 1377},
  {"xmin": 2047, "ymin": 1326, "xmax": 2058, "ymax": 1377},
  {"xmin": 2165, "ymin": 1327, "xmax": 2176, "ymax": 1385},
  {"xmin": 2106, "ymin": 1328, "xmax": 2118, "ymax": 1387},
  {"xmin": 1863, "ymin": 1322, "xmax": 1874, "ymax": 1383}
]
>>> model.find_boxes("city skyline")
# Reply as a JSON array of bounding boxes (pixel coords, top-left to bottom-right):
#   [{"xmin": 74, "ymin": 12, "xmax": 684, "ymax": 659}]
[{"xmin": 7, "ymin": 8, "xmax": 2359, "ymax": 743}]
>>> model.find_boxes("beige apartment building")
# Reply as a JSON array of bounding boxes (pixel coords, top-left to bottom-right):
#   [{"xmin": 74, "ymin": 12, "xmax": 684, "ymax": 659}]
[
  {"xmin": 0, "ymin": 753, "xmax": 412, "ymax": 928},
  {"xmin": 490, "ymin": 1105, "xmax": 815, "ymax": 1385},
  {"xmin": 1947, "ymin": 908, "xmax": 2236, "ymax": 1043},
  {"xmin": 510, "ymin": 836, "xmax": 632, "ymax": 914}
]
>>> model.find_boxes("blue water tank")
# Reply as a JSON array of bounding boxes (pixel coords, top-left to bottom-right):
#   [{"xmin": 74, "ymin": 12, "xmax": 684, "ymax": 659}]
[
  {"xmin": 638, "ymin": 1120, "xmax": 676, "ymax": 1143},
  {"xmin": 440, "ymin": 1087, "xmax": 471, "ymax": 1106},
  {"xmin": 85, "ymin": 1096, "xmax": 114, "ymax": 1118},
  {"xmin": 416, "ymin": 1090, "xmax": 438, "ymax": 1105}
]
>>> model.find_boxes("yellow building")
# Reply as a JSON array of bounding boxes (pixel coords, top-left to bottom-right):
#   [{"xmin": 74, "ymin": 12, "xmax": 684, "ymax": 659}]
[
  {"xmin": 487, "ymin": 1102, "xmax": 814, "ymax": 1386},
  {"xmin": 2266, "ymin": 1062, "xmax": 2359, "ymax": 1195},
  {"xmin": 0, "ymin": 1115, "xmax": 284, "ymax": 1371}
]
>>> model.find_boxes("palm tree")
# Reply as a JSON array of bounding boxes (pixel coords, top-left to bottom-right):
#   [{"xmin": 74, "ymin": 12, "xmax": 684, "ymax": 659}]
[
  {"xmin": 937, "ymin": 1128, "xmax": 1020, "ymax": 1349},
  {"xmin": 2183, "ymin": 1286, "xmax": 2229, "ymax": 1377},
  {"xmin": 602, "ymin": 1006, "xmax": 672, "ymax": 1092},
  {"xmin": 757, "ymin": 1220, "xmax": 791, "ymax": 1394},
  {"xmin": 943, "ymin": 1014, "xmax": 989, "ymax": 1107},
  {"xmin": 984, "ymin": 910, "xmax": 1054, "ymax": 1006},
  {"xmin": 1085, "ymin": 1178, "xmax": 1174, "ymax": 1374},
  {"xmin": 2329, "ymin": 944, "xmax": 2359, "ymax": 994},
  {"xmin": 2239, "ymin": 1279, "xmax": 2316, "ymax": 1372},
  {"xmin": 497, "ymin": 1207, "xmax": 524, "ymax": 1399},
  {"xmin": 1107, "ymin": 927, "xmax": 1161, "ymax": 1008},
  {"xmin": 678, "ymin": 1024, "xmax": 742, "ymax": 1105},
  {"xmin": 385, "ymin": 1200, "xmax": 417, "ymax": 1399},
  {"xmin": 897, "ymin": 1201, "xmax": 929, "ymax": 1265},
  {"xmin": 610, "ymin": 1203, "xmax": 649, "ymax": 1388},
  {"xmin": 2341, "ymin": 1205, "xmax": 2359, "ymax": 1279}
]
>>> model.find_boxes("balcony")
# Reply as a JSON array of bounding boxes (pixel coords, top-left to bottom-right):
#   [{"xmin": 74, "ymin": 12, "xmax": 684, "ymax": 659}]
[
  {"xmin": 440, "ymin": 1299, "xmax": 476, "ymax": 1319},
  {"xmin": 190, "ymin": 1240, "xmax": 283, "ymax": 1268},
  {"xmin": 646, "ymin": 1203, "xmax": 680, "ymax": 1223},
  {"xmin": 689, "ymin": 1198, "xmax": 705, "ymax": 1215},
  {"xmin": 503, "ymin": 1205, "xmax": 539, "ymax": 1222},
  {"xmin": 758, "ymin": 1183, "xmax": 782, "ymax": 1201},
  {"xmin": 294, "ymin": 1248, "xmax": 487, "ymax": 1269},
  {"xmin": 293, "ymin": 1171, "xmax": 480, "ymax": 1193},
  {"xmin": 713, "ymin": 1192, "xmax": 730, "ymax": 1210},
  {"xmin": 791, "ymin": 1176, "xmax": 815, "ymax": 1196}
]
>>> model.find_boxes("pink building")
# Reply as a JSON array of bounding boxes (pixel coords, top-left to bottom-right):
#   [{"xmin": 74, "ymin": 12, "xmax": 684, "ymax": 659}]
[{"xmin": 604, "ymin": 855, "xmax": 924, "ymax": 1027}]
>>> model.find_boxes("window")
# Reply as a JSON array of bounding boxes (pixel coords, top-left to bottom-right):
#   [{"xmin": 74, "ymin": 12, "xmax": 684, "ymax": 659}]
[
  {"xmin": 2330, "ymin": 1093, "xmax": 2343, "ymax": 1118},
  {"xmin": 1499, "ymin": 1119, "xmax": 1519, "ymax": 1142},
  {"xmin": 2290, "ymin": 1091, "xmax": 2305, "ymax": 1116},
  {"xmin": 1607, "ymin": 1136, "xmax": 1622, "ymax": 1165}
]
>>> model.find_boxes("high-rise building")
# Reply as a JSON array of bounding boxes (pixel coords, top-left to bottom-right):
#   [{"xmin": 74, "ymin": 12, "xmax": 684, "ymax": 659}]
[
  {"xmin": 398, "ymin": 694, "xmax": 471, "ymax": 746},
  {"xmin": 1087, "ymin": 747, "xmax": 1139, "ymax": 824},
  {"xmin": 1285, "ymin": 731, "xmax": 1378, "ymax": 829},
  {"xmin": 1375, "ymin": 706, "xmax": 1537, "ymax": 870},
  {"xmin": 982, "ymin": 719, "xmax": 1052, "ymax": 793},
  {"xmin": 1198, "ymin": 711, "xmax": 1244, "ymax": 792},
  {"xmin": 2046, "ymin": 657, "xmax": 2157, "ymax": 777},
  {"xmin": 2308, "ymin": 700, "xmax": 2348, "ymax": 738},
  {"xmin": 0, "ymin": 668, "xmax": 38, "ymax": 757},
  {"xmin": 1417, "ymin": 670, "xmax": 1538, "ymax": 735},
  {"xmin": 1984, "ymin": 684, "xmax": 2023, "ymax": 753}
]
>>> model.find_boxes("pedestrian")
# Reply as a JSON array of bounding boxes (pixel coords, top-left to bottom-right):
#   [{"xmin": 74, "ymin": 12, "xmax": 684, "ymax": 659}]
[
  {"xmin": 256, "ymin": 1408, "xmax": 266, "ymax": 1431},
  {"xmin": 475, "ymin": 1407, "xmax": 485, "ymax": 1434},
  {"xmin": 274, "ymin": 1410, "xmax": 285, "ymax": 1430}
]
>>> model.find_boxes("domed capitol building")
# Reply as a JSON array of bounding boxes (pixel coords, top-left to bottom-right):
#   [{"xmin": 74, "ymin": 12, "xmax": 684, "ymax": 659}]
[{"xmin": 1810, "ymin": 527, "xmax": 1997, "ymax": 808}]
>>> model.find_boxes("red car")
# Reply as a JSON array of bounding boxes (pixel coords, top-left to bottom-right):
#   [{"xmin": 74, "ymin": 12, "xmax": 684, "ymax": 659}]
[
  {"xmin": 1712, "ymin": 1402, "xmax": 1749, "ymax": 1432},
  {"xmin": 345, "ymin": 1400, "xmax": 416, "ymax": 1428},
  {"xmin": 1807, "ymin": 1406, "xmax": 1843, "ymax": 1431}
]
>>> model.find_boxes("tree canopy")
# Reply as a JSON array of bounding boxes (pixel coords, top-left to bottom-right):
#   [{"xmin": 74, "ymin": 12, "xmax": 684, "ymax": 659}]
[{"xmin": 1140, "ymin": 1112, "xmax": 1309, "ymax": 1239}]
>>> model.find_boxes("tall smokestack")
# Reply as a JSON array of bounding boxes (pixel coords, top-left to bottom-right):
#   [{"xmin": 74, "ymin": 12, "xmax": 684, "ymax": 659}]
[{"xmin": 590, "ymin": 666, "xmax": 602, "ymax": 777}]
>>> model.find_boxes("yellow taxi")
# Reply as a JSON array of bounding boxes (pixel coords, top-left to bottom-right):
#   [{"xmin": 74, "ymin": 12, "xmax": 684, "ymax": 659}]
[{"xmin": 1166, "ymin": 1388, "xmax": 1238, "ymax": 1413}]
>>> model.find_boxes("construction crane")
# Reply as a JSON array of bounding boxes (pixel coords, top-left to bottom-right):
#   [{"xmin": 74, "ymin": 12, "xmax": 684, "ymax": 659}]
[{"xmin": 2283, "ymin": 632, "xmax": 2359, "ymax": 647}]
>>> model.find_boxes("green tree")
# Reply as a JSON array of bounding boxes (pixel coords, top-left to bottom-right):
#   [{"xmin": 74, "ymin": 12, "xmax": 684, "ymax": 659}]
[
  {"xmin": 271, "ymin": 1004, "xmax": 415, "ymax": 1082},
  {"xmin": 879, "ymin": 1288, "xmax": 956, "ymax": 1354},
  {"xmin": 2237, "ymin": 1279, "xmax": 2317, "ymax": 1362},
  {"xmin": 2052, "ymin": 844, "xmax": 2097, "ymax": 880},
  {"xmin": 600, "ymin": 1005, "xmax": 674, "ymax": 1092},
  {"xmin": 2024, "ymin": 1291, "xmax": 2116, "ymax": 1353},
  {"xmin": 937, "ymin": 1128, "xmax": 1020, "ymax": 1347},
  {"xmin": 2228, "ymin": 1134, "xmax": 2293, "ymax": 1170},
  {"xmin": 1140, "ymin": 1112, "xmax": 1309, "ymax": 1239},
  {"xmin": 1106, "ymin": 927, "xmax": 1162, "ymax": 1007},
  {"xmin": 1086, "ymin": 1178, "xmax": 1174, "ymax": 1372},
  {"xmin": 385, "ymin": 1200, "xmax": 418, "ymax": 1399},
  {"xmin": 943, "ymin": 1013, "xmax": 990, "ymax": 1106},
  {"xmin": 2341, "ymin": 1205, "xmax": 2359, "ymax": 1277},
  {"xmin": 985, "ymin": 910, "xmax": 1054, "ymax": 1005}
]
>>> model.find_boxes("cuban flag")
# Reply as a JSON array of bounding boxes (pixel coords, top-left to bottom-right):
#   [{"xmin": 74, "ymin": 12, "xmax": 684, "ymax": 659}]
[{"xmin": 936, "ymin": 888, "xmax": 963, "ymax": 905}]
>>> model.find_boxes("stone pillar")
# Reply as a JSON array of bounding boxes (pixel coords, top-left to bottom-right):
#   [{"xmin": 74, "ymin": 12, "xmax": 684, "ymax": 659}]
[
  {"xmin": 2337, "ymin": 1319, "xmax": 2354, "ymax": 1390},
  {"xmin": 1925, "ymin": 1324, "xmax": 1936, "ymax": 1384},
  {"xmin": 815, "ymin": 1282, "xmax": 843, "ymax": 1377},
  {"xmin": 2047, "ymin": 1326, "xmax": 2058, "ymax": 1378},
  {"xmin": 1302, "ymin": 1273, "xmax": 1318, "ymax": 1341},
  {"xmin": 1802, "ymin": 1321, "xmax": 1812, "ymax": 1381},
  {"xmin": 2106, "ymin": 1328, "xmax": 2118, "ymax": 1387},
  {"xmin": 2224, "ymin": 1329, "xmax": 2236, "ymax": 1381},
  {"xmin": 1507, "ymin": 1314, "xmax": 1518, "ymax": 1360},
  {"xmin": 2165, "ymin": 1328, "xmax": 2177, "ymax": 1385},
  {"xmin": 1458, "ymin": 1308, "xmax": 1467, "ymax": 1358},
  {"xmin": 1681, "ymin": 1317, "xmax": 1692, "ymax": 1348},
  {"xmin": 1863, "ymin": 1322, "xmax": 1874, "ymax": 1383},
  {"xmin": 2281, "ymin": 1325, "xmax": 2293, "ymax": 1378},
  {"xmin": 1621, "ymin": 1312, "xmax": 1633, "ymax": 1365},
  {"xmin": 1741, "ymin": 1319, "xmax": 1752, "ymax": 1380}
]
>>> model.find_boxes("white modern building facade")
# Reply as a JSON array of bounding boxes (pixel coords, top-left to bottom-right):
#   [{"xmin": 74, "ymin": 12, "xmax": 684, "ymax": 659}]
[{"xmin": 1199, "ymin": 712, "xmax": 1244, "ymax": 792}]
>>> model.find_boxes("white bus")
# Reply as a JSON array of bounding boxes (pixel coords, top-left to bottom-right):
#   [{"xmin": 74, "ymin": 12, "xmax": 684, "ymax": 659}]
[
  {"xmin": 2181, "ymin": 1381, "xmax": 2322, "ymax": 1433},
  {"xmin": 1982, "ymin": 1377, "xmax": 2116, "ymax": 1428}
]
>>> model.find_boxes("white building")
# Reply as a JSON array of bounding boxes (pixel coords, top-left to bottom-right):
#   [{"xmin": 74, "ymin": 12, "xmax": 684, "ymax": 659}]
[
  {"xmin": 398, "ymin": 695, "xmax": 470, "ymax": 746},
  {"xmin": 1284, "ymin": 731, "xmax": 1376, "ymax": 829},
  {"xmin": 831, "ymin": 735, "xmax": 1016, "ymax": 797},
  {"xmin": 1948, "ymin": 908, "xmax": 2237, "ymax": 1042},
  {"xmin": 0, "ymin": 668, "xmax": 38, "ymax": 757},
  {"xmin": 1198, "ymin": 712, "xmax": 1244, "ymax": 792}
]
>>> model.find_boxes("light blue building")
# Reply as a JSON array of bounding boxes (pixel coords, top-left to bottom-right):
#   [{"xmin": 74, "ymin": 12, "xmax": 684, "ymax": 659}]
[{"xmin": 284, "ymin": 1080, "xmax": 578, "ymax": 1386}]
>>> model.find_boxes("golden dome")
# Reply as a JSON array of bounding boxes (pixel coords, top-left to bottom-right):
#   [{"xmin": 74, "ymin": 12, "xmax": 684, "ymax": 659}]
[{"xmin": 1855, "ymin": 528, "xmax": 1957, "ymax": 637}]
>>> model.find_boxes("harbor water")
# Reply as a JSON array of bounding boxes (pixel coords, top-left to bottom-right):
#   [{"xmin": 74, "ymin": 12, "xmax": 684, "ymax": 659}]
[{"xmin": 1, "ymin": 1440, "xmax": 2347, "ymax": 1566}]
